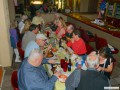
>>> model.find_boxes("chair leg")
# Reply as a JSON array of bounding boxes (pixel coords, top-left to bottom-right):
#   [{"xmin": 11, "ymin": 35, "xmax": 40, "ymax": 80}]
[{"xmin": 11, "ymin": 49, "xmax": 16, "ymax": 68}]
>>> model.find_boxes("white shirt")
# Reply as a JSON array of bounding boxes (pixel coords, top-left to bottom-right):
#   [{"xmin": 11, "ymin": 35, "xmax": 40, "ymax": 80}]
[
  {"xmin": 32, "ymin": 16, "xmax": 45, "ymax": 25},
  {"xmin": 18, "ymin": 20, "xmax": 25, "ymax": 34}
]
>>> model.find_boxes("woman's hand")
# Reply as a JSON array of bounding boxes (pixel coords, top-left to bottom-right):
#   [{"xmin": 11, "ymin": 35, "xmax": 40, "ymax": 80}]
[{"xmin": 97, "ymin": 66, "xmax": 104, "ymax": 71}]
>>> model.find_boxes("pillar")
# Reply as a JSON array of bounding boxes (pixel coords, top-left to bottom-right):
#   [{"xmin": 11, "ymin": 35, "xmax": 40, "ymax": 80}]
[{"xmin": 0, "ymin": 0, "xmax": 12, "ymax": 67}]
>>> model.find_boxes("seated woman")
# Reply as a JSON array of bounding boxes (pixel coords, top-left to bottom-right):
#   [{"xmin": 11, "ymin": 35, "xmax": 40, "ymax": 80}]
[
  {"xmin": 97, "ymin": 47, "xmax": 114, "ymax": 79},
  {"xmin": 47, "ymin": 13, "xmax": 59, "ymax": 31},
  {"xmin": 55, "ymin": 17, "xmax": 66, "ymax": 39},
  {"xmin": 67, "ymin": 30, "xmax": 87, "ymax": 60}
]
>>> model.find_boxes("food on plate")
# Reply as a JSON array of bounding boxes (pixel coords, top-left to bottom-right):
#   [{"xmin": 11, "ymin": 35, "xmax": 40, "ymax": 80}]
[
  {"xmin": 46, "ymin": 51, "xmax": 53, "ymax": 57},
  {"xmin": 52, "ymin": 48, "xmax": 57, "ymax": 52},
  {"xmin": 59, "ymin": 74, "xmax": 67, "ymax": 83}
]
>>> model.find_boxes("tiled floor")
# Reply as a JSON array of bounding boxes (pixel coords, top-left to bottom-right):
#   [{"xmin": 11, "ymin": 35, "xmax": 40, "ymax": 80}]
[{"xmin": 2, "ymin": 63, "xmax": 20, "ymax": 90}]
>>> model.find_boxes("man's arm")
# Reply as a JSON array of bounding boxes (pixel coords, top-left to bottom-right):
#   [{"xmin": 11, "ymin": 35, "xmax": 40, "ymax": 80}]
[
  {"xmin": 65, "ymin": 69, "xmax": 81, "ymax": 90},
  {"xmin": 42, "ymin": 58, "xmax": 49, "ymax": 64},
  {"xmin": 26, "ymin": 73, "xmax": 57, "ymax": 90}
]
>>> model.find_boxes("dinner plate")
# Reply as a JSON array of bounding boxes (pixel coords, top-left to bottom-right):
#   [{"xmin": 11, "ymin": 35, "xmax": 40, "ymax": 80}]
[{"xmin": 59, "ymin": 74, "xmax": 68, "ymax": 83}]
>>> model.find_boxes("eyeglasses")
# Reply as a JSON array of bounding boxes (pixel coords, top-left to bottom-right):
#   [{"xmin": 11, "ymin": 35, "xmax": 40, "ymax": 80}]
[{"xmin": 41, "ymin": 39, "xmax": 46, "ymax": 42}]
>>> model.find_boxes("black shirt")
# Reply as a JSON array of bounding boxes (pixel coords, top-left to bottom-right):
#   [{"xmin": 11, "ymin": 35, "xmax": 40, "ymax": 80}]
[{"xmin": 99, "ymin": 58, "xmax": 114, "ymax": 79}]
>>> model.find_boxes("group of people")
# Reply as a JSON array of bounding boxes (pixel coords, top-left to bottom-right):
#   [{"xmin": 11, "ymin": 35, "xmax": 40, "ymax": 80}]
[{"xmin": 9, "ymin": 11, "xmax": 114, "ymax": 90}]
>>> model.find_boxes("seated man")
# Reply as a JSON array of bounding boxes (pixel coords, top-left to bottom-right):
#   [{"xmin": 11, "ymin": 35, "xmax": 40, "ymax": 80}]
[
  {"xmin": 25, "ymin": 33, "xmax": 51, "ymax": 58},
  {"xmin": 67, "ymin": 30, "xmax": 87, "ymax": 60},
  {"xmin": 22, "ymin": 24, "xmax": 39, "ymax": 50},
  {"xmin": 32, "ymin": 11, "xmax": 45, "ymax": 25},
  {"xmin": 65, "ymin": 24, "xmax": 74, "ymax": 41},
  {"xmin": 18, "ymin": 49, "xmax": 61, "ymax": 90},
  {"xmin": 65, "ymin": 53, "xmax": 109, "ymax": 90}
]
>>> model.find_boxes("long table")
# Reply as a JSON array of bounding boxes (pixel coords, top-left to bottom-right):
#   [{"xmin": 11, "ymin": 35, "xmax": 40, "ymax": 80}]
[{"xmin": 43, "ymin": 36, "xmax": 87, "ymax": 90}]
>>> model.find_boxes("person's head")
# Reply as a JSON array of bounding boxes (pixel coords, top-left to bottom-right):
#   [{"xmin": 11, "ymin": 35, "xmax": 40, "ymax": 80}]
[
  {"xmin": 22, "ymin": 19, "xmax": 32, "ymax": 33},
  {"xmin": 10, "ymin": 21, "xmax": 17, "ymax": 29},
  {"xmin": 35, "ymin": 34, "xmax": 47, "ymax": 47},
  {"xmin": 67, "ymin": 24, "xmax": 74, "ymax": 34},
  {"xmin": 98, "ymin": 47, "xmax": 109, "ymax": 60},
  {"xmin": 21, "ymin": 15, "xmax": 28, "ymax": 21},
  {"xmin": 29, "ymin": 24, "xmax": 39, "ymax": 34},
  {"xmin": 54, "ymin": 13, "xmax": 60, "ymax": 19},
  {"xmin": 58, "ymin": 17, "xmax": 66, "ymax": 28},
  {"xmin": 72, "ymin": 30, "xmax": 81, "ymax": 40},
  {"xmin": 28, "ymin": 49, "xmax": 43, "ymax": 67},
  {"xmin": 36, "ymin": 11, "xmax": 41, "ymax": 17},
  {"xmin": 86, "ymin": 53, "xmax": 99, "ymax": 69}
]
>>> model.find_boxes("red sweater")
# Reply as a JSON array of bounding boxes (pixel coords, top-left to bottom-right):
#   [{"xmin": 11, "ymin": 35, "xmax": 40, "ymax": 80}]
[{"xmin": 67, "ymin": 38, "xmax": 87, "ymax": 55}]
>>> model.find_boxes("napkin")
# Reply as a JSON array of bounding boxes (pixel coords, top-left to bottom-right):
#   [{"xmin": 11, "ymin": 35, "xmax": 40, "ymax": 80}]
[{"xmin": 108, "ymin": 44, "xmax": 115, "ymax": 51}]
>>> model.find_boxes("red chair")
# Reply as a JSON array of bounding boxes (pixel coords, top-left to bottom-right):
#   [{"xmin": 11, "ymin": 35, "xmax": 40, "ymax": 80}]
[
  {"xmin": 85, "ymin": 44, "xmax": 94, "ymax": 54},
  {"xmin": 17, "ymin": 41, "xmax": 24, "ymax": 60},
  {"xmin": 17, "ymin": 40, "xmax": 22, "ymax": 48},
  {"xmin": 95, "ymin": 35, "xmax": 108, "ymax": 50},
  {"xmin": 95, "ymin": 35, "xmax": 119, "ymax": 54},
  {"xmin": 17, "ymin": 47, "xmax": 24, "ymax": 60},
  {"xmin": 79, "ymin": 28, "xmax": 95, "ymax": 43},
  {"xmin": 11, "ymin": 70, "xmax": 19, "ymax": 90}
]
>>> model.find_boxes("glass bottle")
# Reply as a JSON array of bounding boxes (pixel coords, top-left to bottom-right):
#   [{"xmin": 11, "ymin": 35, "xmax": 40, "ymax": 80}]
[{"xmin": 68, "ymin": 59, "xmax": 72, "ymax": 71}]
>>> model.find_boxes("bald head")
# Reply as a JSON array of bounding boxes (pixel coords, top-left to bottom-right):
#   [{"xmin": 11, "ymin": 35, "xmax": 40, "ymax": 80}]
[
  {"xmin": 28, "ymin": 49, "xmax": 43, "ymax": 67},
  {"xmin": 67, "ymin": 24, "xmax": 74, "ymax": 34}
]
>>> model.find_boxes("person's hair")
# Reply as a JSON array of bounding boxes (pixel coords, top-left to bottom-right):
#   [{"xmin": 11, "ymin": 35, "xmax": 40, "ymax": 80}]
[
  {"xmin": 68, "ymin": 24, "xmax": 74, "ymax": 31},
  {"xmin": 22, "ymin": 19, "xmax": 31, "ymax": 33},
  {"xmin": 58, "ymin": 17, "xmax": 67, "ymax": 29},
  {"xmin": 29, "ymin": 24, "xmax": 38, "ymax": 31},
  {"xmin": 99, "ymin": 47, "xmax": 109, "ymax": 58},
  {"xmin": 21, "ymin": 14, "xmax": 28, "ymax": 20},
  {"xmin": 10, "ymin": 20, "xmax": 17, "ymax": 29},
  {"xmin": 73, "ymin": 30, "xmax": 81, "ymax": 37},
  {"xmin": 86, "ymin": 54, "xmax": 99, "ymax": 68},
  {"xmin": 36, "ymin": 10, "xmax": 40, "ymax": 14},
  {"xmin": 54, "ymin": 13, "xmax": 60, "ymax": 18},
  {"xmin": 28, "ymin": 49, "xmax": 43, "ymax": 62}
]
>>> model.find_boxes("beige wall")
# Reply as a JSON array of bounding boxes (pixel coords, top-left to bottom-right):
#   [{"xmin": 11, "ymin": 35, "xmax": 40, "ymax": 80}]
[
  {"xmin": 0, "ymin": 0, "xmax": 12, "ymax": 67},
  {"xmin": 8, "ymin": 0, "xmax": 15, "ymax": 22},
  {"xmin": 79, "ymin": 0, "xmax": 98, "ymax": 13},
  {"xmin": 41, "ymin": 13, "xmax": 67, "ymax": 23},
  {"xmin": 80, "ymin": 0, "xmax": 89, "ymax": 12}
]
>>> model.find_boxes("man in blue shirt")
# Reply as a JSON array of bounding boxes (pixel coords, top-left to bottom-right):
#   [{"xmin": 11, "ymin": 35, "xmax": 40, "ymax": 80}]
[
  {"xmin": 18, "ymin": 49, "xmax": 61, "ymax": 90},
  {"xmin": 25, "ymin": 33, "xmax": 51, "ymax": 58}
]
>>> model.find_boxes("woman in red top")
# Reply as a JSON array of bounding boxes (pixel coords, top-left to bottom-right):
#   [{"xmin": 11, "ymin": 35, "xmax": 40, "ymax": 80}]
[
  {"xmin": 55, "ymin": 17, "xmax": 66, "ymax": 39},
  {"xmin": 67, "ymin": 30, "xmax": 87, "ymax": 60}
]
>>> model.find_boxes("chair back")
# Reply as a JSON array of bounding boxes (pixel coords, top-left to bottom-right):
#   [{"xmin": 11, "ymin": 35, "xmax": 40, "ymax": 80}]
[
  {"xmin": 95, "ymin": 35, "xmax": 108, "ymax": 50},
  {"xmin": 79, "ymin": 29, "xmax": 91, "ymax": 42},
  {"xmin": 11, "ymin": 70, "xmax": 19, "ymax": 90},
  {"xmin": 17, "ymin": 40, "xmax": 24, "ymax": 60},
  {"xmin": 17, "ymin": 47, "xmax": 24, "ymax": 60},
  {"xmin": 85, "ymin": 44, "xmax": 94, "ymax": 54}
]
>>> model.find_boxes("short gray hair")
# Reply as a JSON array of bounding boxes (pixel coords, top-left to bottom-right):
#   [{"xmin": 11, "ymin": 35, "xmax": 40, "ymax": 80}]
[
  {"xmin": 67, "ymin": 24, "xmax": 74, "ymax": 31},
  {"xmin": 28, "ymin": 49, "xmax": 43, "ymax": 61},
  {"xmin": 86, "ymin": 54, "xmax": 99, "ymax": 68}
]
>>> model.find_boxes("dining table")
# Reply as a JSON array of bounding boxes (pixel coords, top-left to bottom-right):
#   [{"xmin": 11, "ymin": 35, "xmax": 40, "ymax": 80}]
[{"xmin": 43, "ymin": 31, "xmax": 87, "ymax": 90}]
